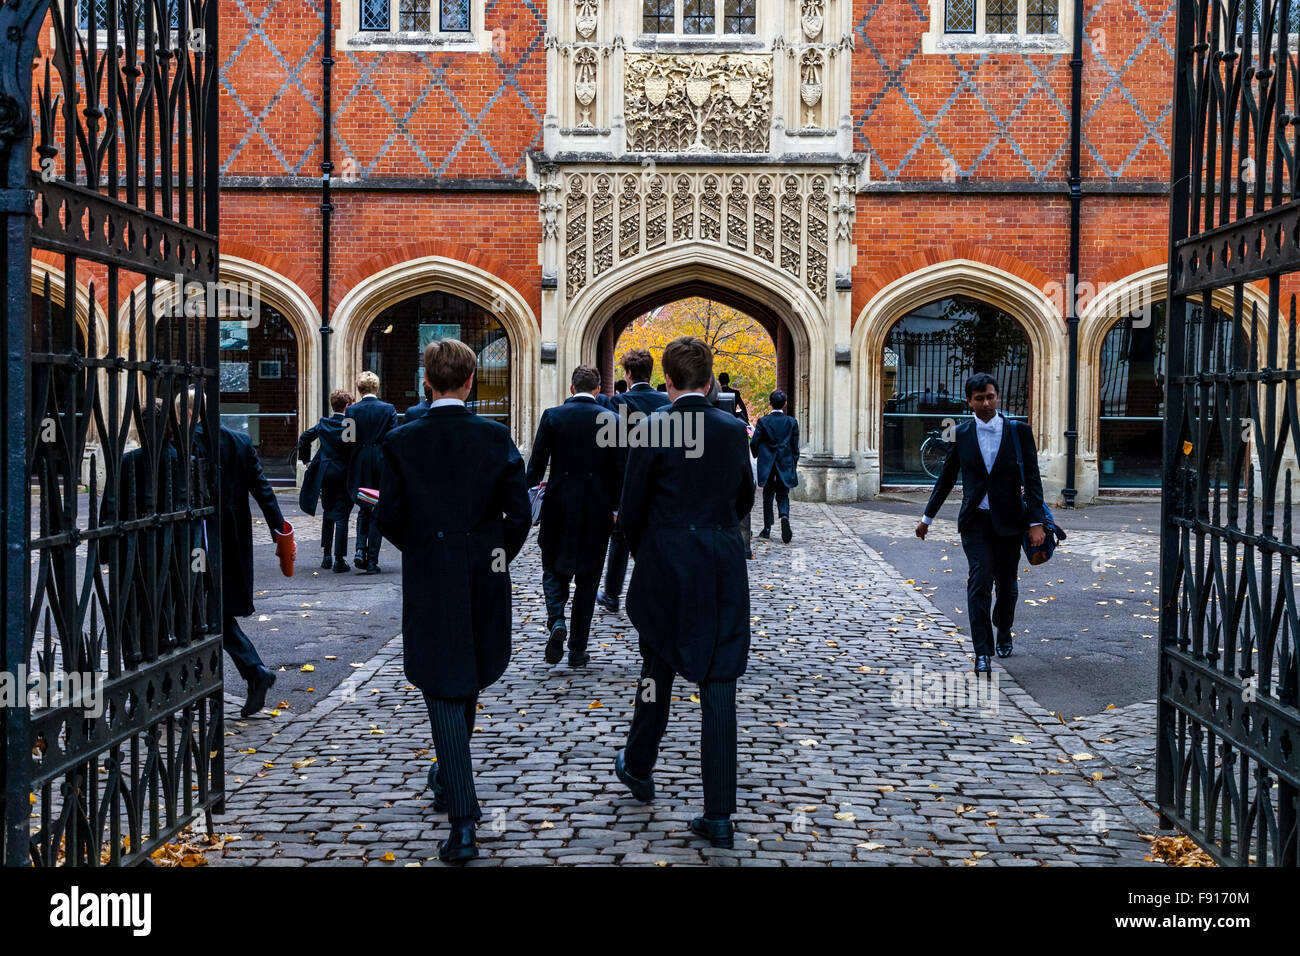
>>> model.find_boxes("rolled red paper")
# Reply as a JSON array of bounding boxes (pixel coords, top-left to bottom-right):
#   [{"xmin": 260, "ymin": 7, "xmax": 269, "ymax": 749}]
[{"xmin": 272, "ymin": 520, "xmax": 296, "ymax": 577}]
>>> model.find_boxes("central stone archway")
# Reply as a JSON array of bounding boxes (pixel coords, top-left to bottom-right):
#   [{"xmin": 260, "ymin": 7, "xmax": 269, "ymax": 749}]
[{"xmin": 557, "ymin": 242, "xmax": 837, "ymax": 497}]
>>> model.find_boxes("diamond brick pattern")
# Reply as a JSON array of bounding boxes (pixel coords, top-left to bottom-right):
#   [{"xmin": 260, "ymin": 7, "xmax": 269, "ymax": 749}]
[
  {"xmin": 852, "ymin": 0, "xmax": 1174, "ymax": 182},
  {"xmin": 220, "ymin": 0, "xmax": 545, "ymax": 180}
]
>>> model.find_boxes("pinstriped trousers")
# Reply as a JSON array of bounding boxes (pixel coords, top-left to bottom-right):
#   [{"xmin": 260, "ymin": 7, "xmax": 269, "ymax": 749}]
[
  {"xmin": 421, "ymin": 692, "xmax": 481, "ymax": 822},
  {"xmin": 624, "ymin": 652, "xmax": 738, "ymax": 816}
]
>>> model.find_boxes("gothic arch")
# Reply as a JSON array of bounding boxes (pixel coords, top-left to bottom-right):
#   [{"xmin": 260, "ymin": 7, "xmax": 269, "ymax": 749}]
[
  {"xmin": 852, "ymin": 258, "xmax": 1065, "ymax": 499},
  {"xmin": 331, "ymin": 255, "xmax": 540, "ymax": 446},
  {"xmin": 30, "ymin": 260, "xmax": 105, "ymax": 350},
  {"xmin": 560, "ymin": 241, "xmax": 832, "ymax": 480},
  {"xmin": 1077, "ymin": 264, "xmax": 1273, "ymax": 499},
  {"xmin": 122, "ymin": 258, "xmax": 322, "ymax": 432}
]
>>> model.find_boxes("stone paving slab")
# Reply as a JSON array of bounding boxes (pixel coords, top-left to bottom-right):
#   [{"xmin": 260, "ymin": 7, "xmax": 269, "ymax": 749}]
[{"xmin": 210, "ymin": 503, "xmax": 1160, "ymax": 867}]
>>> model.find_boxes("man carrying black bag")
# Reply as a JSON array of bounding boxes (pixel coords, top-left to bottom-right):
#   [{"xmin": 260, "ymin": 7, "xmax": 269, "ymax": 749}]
[
  {"xmin": 377, "ymin": 338, "xmax": 531, "ymax": 864},
  {"xmin": 613, "ymin": 336, "xmax": 755, "ymax": 849},
  {"xmin": 916, "ymin": 373, "xmax": 1046, "ymax": 674}
]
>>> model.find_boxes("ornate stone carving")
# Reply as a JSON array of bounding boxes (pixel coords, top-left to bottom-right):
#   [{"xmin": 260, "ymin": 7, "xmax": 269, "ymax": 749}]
[
  {"xmin": 575, "ymin": 0, "xmax": 598, "ymax": 39},
  {"xmin": 619, "ymin": 175, "xmax": 641, "ymax": 260},
  {"xmin": 799, "ymin": 50, "xmax": 823, "ymax": 129},
  {"xmin": 574, "ymin": 47, "xmax": 598, "ymax": 128},
  {"xmin": 624, "ymin": 54, "xmax": 772, "ymax": 154},
  {"xmin": 565, "ymin": 175, "xmax": 588, "ymax": 297},
  {"xmin": 727, "ymin": 176, "xmax": 748, "ymax": 251},
  {"xmin": 673, "ymin": 176, "xmax": 694, "ymax": 241},
  {"xmin": 800, "ymin": 0, "xmax": 824, "ymax": 40},
  {"xmin": 780, "ymin": 176, "xmax": 801, "ymax": 279},
  {"xmin": 560, "ymin": 169, "xmax": 835, "ymax": 302},
  {"xmin": 753, "ymin": 177, "xmax": 775, "ymax": 262},
  {"xmin": 806, "ymin": 178, "xmax": 829, "ymax": 298},
  {"xmin": 592, "ymin": 175, "xmax": 614, "ymax": 277}
]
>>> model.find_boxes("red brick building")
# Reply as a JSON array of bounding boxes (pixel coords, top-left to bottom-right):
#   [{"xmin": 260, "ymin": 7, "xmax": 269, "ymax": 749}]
[{"xmin": 199, "ymin": 0, "xmax": 1248, "ymax": 499}]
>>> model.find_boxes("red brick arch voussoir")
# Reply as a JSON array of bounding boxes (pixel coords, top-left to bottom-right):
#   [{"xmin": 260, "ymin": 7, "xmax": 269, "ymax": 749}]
[
  {"xmin": 853, "ymin": 242, "xmax": 1059, "ymax": 329},
  {"xmin": 338, "ymin": 240, "xmax": 540, "ymax": 327}
]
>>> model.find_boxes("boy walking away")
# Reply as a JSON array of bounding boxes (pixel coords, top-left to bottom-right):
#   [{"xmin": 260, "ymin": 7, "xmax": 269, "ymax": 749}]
[{"xmin": 750, "ymin": 389, "xmax": 800, "ymax": 544}]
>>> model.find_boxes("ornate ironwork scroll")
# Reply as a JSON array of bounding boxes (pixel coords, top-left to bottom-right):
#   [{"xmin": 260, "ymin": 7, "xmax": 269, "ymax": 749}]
[
  {"xmin": 1, "ymin": 0, "xmax": 223, "ymax": 867},
  {"xmin": 1163, "ymin": 0, "xmax": 1300, "ymax": 865}
]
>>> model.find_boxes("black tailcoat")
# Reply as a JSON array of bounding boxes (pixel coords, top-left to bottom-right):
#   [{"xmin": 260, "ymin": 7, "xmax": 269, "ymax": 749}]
[
  {"xmin": 376, "ymin": 406, "xmax": 531, "ymax": 698},
  {"xmin": 297, "ymin": 414, "xmax": 353, "ymax": 521},
  {"xmin": 525, "ymin": 396, "xmax": 620, "ymax": 575},
  {"xmin": 924, "ymin": 414, "xmax": 1046, "ymax": 536},
  {"xmin": 610, "ymin": 383, "xmax": 671, "ymax": 493},
  {"xmin": 344, "ymin": 395, "xmax": 398, "ymax": 499},
  {"xmin": 620, "ymin": 394, "xmax": 755, "ymax": 683},
  {"xmin": 202, "ymin": 425, "xmax": 284, "ymax": 619},
  {"xmin": 750, "ymin": 411, "xmax": 800, "ymax": 488},
  {"xmin": 403, "ymin": 399, "xmax": 430, "ymax": 424}
]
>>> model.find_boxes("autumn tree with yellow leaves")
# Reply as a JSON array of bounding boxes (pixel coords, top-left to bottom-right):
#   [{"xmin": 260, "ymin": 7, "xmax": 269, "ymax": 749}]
[{"xmin": 614, "ymin": 297, "xmax": 777, "ymax": 417}]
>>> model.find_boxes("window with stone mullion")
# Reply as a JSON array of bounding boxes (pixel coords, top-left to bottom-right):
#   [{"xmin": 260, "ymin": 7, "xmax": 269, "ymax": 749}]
[
  {"xmin": 398, "ymin": 0, "xmax": 431, "ymax": 31},
  {"xmin": 360, "ymin": 0, "xmax": 390, "ymax": 30},
  {"xmin": 985, "ymin": 0, "xmax": 1017, "ymax": 34},
  {"xmin": 724, "ymin": 0, "xmax": 755, "ymax": 34},
  {"xmin": 643, "ymin": 0, "xmax": 673, "ymax": 33},
  {"xmin": 441, "ymin": 0, "xmax": 469, "ymax": 31},
  {"xmin": 945, "ymin": 0, "xmax": 975, "ymax": 33},
  {"xmin": 1026, "ymin": 0, "xmax": 1058, "ymax": 34},
  {"xmin": 683, "ymin": 0, "xmax": 715, "ymax": 35}
]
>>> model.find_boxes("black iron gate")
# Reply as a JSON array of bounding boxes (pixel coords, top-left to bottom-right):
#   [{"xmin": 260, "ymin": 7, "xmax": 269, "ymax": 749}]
[
  {"xmin": 1163, "ymin": 0, "xmax": 1300, "ymax": 865},
  {"xmin": 0, "ymin": 0, "xmax": 222, "ymax": 866}
]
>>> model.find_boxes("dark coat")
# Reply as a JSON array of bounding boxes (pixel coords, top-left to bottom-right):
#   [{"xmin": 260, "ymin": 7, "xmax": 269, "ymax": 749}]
[
  {"xmin": 620, "ymin": 395, "xmax": 755, "ymax": 683},
  {"xmin": 203, "ymin": 425, "xmax": 284, "ymax": 619},
  {"xmin": 403, "ymin": 400, "xmax": 430, "ymax": 424},
  {"xmin": 610, "ymin": 382, "xmax": 671, "ymax": 490},
  {"xmin": 376, "ymin": 406, "xmax": 531, "ymax": 698},
  {"xmin": 344, "ymin": 395, "xmax": 398, "ymax": 499},
  {"xmin": 297, "ymin": 414, "xmax": 353, "ymax": 521},
  {"xmin": 525, "ymin": 396, "xmax": 620, "ymax": 575},
  {"xmin": 750, "ymin": 411, "xmax": 800, "ymax": 488},
  {"xmin": 924, "ymin": 414, "xmax": 1046, "ymax": 536}
]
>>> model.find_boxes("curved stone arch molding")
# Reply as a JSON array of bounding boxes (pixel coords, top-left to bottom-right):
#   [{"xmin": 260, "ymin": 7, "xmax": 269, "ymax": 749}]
[
  {"xmin": 29, "ymin": 258, "xmax": 107, "ymax": 349},
  {"xmin": 120, "ymin": 256, "xmax": 324, "ymax": 442},
  {"xmin": 562, "ymin": 240, "xmax": 831, "ymax": 458},
  {"xmin": 851, "ymin": 258, "xmax": 1065, "ymax": 500},
  {"xmin": 1077, "ymin": 263, "xmax": 1275, "ymax": 500},
  {"xmin": 331, "ymin": 255, "xmax": 541, "ymax": 448}
]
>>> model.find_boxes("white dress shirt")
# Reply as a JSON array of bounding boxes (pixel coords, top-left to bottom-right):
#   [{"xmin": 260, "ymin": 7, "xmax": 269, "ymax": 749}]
[
  {"xmin": 921, "ymin": 414, "xmax": 1039, "ymax": 527},
  {"xmin": 431, "ymin": 397, "xmax": 465, "ymax": 408}
]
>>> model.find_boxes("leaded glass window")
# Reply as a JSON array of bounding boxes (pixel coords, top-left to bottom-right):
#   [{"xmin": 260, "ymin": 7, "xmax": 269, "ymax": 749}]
[
  {"xmin": 360, "ymin": 0, "xmax": 390, "ymax": 30},
  {"xmin": 683, "ymin": 0, "xmax": 714, "ymax": 35},
  {"xmin": 724, "ymin": 0, "xmax": 755, "ymax": 34},
  {"xmin": 399, "ymin": 0, "xmax": 431, "ymax": 30},
  {"xmin": 80, "ymin": 0, "xmax": 179, "ymax": 31},
  {"xmin": 945, "ymin": 0, "xmax": 975, "ymax": 33},
  {"xmin": 441, "ymin": 0, "xmax": 469, "ymax": 31},
  {"xmin": 643, "ymin": 0, "xmax": 673, "ymax": 33},
  {"xmin": 1027, "ymin": 0, "xmax": 1057, "ymax": 34},
  {"xmin": 986, "ymin": 0, "xmax": 1017, "ymax": 33}
]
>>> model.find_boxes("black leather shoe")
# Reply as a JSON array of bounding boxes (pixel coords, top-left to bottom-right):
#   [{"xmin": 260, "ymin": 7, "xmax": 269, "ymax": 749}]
[
  {"xmin": 614, "ymin": 751, "xmax": 654, "ymax": 803},
  {"xmin": 332, "ymin": 557, "xmax": 350, "ymax": 573},
  {"xmin": 438, "ymin": 823, "xmax": 477, "ymax": 864},
  {"xmin": 353, "ymin": 552, "xmax": 369, "ymax": 571},
  {"xmin": 781, "ymin": 518, "xmax": 792, "ymax": 543},
  {"xmin": 426, "ymin": 765, "xmax": 448, "ymax": 814},
  {"xmin": 544, "ymin": 623, "xmax": 566, "ymax": 664},
  {"xmin": 974, "ymin": 655, "xmax": 992, "ymax": 674},
  {"xmin": 595, "ymin": 589, "xmax": 619, "ymax": 613},
  {"xmin": 690, "ymin": 815, "xmax": 735, "ymax": 849},
  {"xmin": 996, "ymin": 631, "xmax": 1013, "ymax": 658},
  {"xmin": 362, "ymin": 562, "xmax": 381, "ymax": 575},
  {"xmin": 568, "ymin": 648, "xmax": 590, "ymax": 667},
  {"xmin": 758, "ymin": 527, "xmax": 771, "ymax": 539},
  {"xmin": 240, "ymin": 667, "xmax": 276, "ymax": 718},
  {"xmin": 320, "ymin": 553, "xmax": 332, "ymax": 570}
]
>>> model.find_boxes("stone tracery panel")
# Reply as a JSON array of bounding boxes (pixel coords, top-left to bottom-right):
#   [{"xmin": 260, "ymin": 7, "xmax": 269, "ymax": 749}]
[
  {"xmin": 557, "ymin": 167, "xmax": 842, "ymax": 301},
  {"xmin": 624, "ymin": 54, "xmax": 773, "ymax": 154}
]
